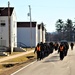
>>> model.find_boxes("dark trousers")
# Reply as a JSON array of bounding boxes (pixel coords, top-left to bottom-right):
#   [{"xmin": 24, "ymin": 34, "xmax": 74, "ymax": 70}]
[
  {"xmin": 60, "ymin": 51, "xmax": 64, "ymax": 60},
  {"xmin": 71, "ymin": 46, "xmax": 73, "ymax": 50},
  {"xmin": 37, "ymin": 51, "xmax": 41, "ymax": 60}
]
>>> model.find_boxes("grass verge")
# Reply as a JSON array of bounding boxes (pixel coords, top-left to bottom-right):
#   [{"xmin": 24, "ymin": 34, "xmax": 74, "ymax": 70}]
[{"xmin": 0, "ymin": 52, "xmax": 36, "ymax": 75}]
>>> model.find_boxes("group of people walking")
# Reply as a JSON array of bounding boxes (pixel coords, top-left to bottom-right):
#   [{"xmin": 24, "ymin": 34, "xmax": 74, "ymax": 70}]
[
  {"xmin": 34, "ymin": 41, "xmax": 74, "ymax": 61},
  {"xmin": 34, "ymin": 42, "xmax": 54, "ymax": 61}
]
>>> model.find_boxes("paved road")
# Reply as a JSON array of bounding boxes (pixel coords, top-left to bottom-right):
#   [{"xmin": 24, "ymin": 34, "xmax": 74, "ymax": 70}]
[{"xmin": 11, "ymin": 46, "xmax": 75, "ymax": 75}]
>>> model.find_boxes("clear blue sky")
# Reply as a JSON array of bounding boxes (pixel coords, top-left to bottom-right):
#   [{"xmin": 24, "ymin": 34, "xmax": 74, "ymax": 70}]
[{"xmin": 0, "ymin": 0, "xmax": 75, "ymax": 32}]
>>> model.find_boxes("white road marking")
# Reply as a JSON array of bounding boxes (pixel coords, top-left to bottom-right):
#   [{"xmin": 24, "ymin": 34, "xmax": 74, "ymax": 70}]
[
  {"xmin": 11, "ymin": 51, "xmax": 57, "ymax": 75},
  {"xmin": 11, "ymin": 60, "xmax": 36, "ymax": 75}
]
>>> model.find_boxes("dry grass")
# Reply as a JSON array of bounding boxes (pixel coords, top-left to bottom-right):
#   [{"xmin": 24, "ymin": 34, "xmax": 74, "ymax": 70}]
[
  {"xmin": 0, "ymin": 65, "xmax": 3, "ymax": 69},
  {"xmin": 0, "ymin": 52, "xmax": 36, "ymax": 70},
  {"xmin": 4, "ymin": 53, "xmax": 36, "ymax": 62},
  {"xmin": 0, "ymin": 48, "xmax": 36, "ymax": 75},
  {"xmin": 0, "ymin": 48, "xmax": 35, "ymax": 58}
]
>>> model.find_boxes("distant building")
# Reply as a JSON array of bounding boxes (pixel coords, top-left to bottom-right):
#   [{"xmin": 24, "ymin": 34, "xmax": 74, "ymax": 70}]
[
  {"xmin": 0, "ymin": 7, "xmax": 17, "ymax": 52},
  {"xmin": 38, "ymin": 24, "xmax": 46, "ymax": 43},
  {"xmin": 17, "ymin": 22, "xmax": 38, "ymax": 47},
  {"xmin": 17, "ymin": 22, "xmax": 46, "ymax": 47}
]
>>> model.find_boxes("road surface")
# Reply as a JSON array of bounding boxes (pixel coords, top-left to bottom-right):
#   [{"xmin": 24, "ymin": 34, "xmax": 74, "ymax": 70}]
[{"xmin": 11, "ymin": 46, "xmax": 75, "ymax": 75}]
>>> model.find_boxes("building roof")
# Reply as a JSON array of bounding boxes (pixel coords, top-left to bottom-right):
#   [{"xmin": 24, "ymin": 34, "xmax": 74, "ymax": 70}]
[
  {"xmin": 0, "ymin": 7, "xmax": 14, "ymax": 16},
  {"xmin": 17, "ymin": 22, "xmax": 37, "ymax": 27}
]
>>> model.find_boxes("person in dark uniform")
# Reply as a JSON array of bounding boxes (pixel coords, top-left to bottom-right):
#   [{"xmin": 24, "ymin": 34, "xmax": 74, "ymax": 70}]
[
  {"xmin": 49, "ymin": 42, "xmax": 54, "ymax": 53},
  {"xmin": 40, "ymin": 42, "xmax": 44, "ymax": 60},
  {"xmin": 54, "ymin": 42, "xmax": 59, "ymax": 51},
  {"xmin": 59, "ymin": 44, "xmax": 64, "ymax": 60},
  {"xmin": 34, "ymin": 43, "xmax": 41, "ymax": 61},
  {"xmin": 64, "ymin": 42, "xmax": 69, "ymax": 56},
  {"xmin": 70, "ymin": 42, "xmax": 74, "ymax": 50}
]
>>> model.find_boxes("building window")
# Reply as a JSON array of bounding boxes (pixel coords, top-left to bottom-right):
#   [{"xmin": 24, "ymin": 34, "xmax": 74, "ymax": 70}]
[
  {"xmin": 0, "ymin": 20, "xmax": 6, "ymax": 26},
  {"xmin": 1, "ymin": 23, "xmax": 5, "ymax": 26}
]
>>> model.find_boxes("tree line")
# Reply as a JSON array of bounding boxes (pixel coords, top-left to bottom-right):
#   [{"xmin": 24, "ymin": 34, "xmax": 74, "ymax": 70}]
[{"xmin": 55, "ymin": 19, "xmax": 75, "ymax": 41}]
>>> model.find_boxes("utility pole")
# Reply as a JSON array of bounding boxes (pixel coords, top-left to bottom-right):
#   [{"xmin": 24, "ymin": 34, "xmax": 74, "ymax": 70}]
[
  {"xmin": 8, "ymin": 1, "xmax": 11, "ymax": 54},
  {"xmin": 28, "ymin": 5, "xmax": 32, "ymax": 49}
]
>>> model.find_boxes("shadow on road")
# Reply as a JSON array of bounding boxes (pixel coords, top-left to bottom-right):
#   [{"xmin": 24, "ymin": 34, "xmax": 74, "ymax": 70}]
[{"xmin": 44, "ymin": 55, "xmax": 59, "ymax": 63}]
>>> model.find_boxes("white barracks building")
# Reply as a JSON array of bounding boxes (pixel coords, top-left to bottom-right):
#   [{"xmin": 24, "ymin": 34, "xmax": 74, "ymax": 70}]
[
  {"xmin": 0, "ymin": 7, "xmax": 46, "ymax": 53},
  {"xmin": 17, "ymin": 22, "xmax": 46, "ymax": 47},
  {"xmin": 0, "ymin": 7, "xmax": 17, "ymax": 52}
]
